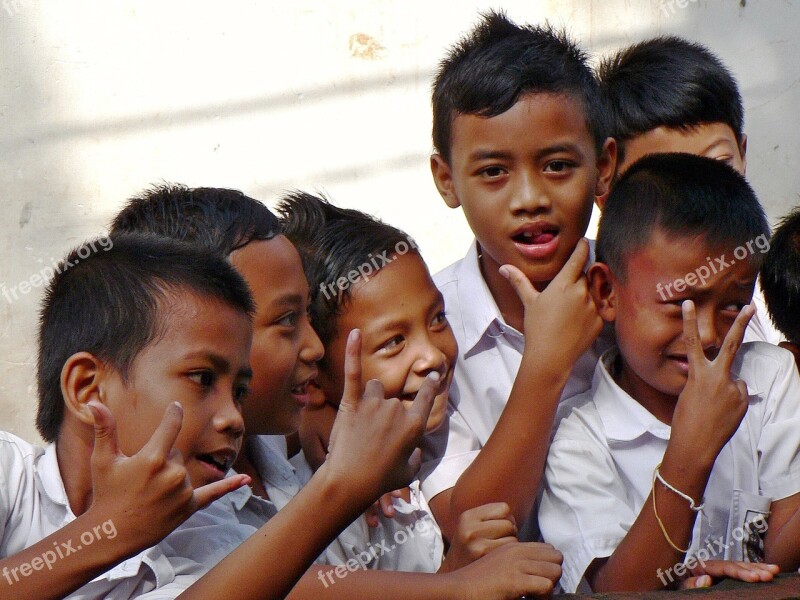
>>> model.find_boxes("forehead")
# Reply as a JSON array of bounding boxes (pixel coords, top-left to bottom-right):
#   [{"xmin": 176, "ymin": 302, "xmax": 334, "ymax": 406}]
[
  {"xmin": 622, "ymin": 229, "xmax": 759, "ymax": 290},
  {"xmin": 621, "ymin": 123, "xmax": 740, "ymax": 168},
  {"xmin": 339, "ymin": 253, "xmax": 440, "ymax": 330},
  {"xmin": 133, "ymin": 290, "xmax": 252, "ymax": 371},
  {"xmin": 230, "ymin": 236, "xmax": 308, "ymax": 308},
  {"xmin": 449, "ymin": 93, "xmax": 595, "ymax": 158}
]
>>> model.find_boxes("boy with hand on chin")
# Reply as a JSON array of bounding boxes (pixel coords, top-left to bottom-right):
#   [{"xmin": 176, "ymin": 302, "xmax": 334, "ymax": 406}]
[
  {"xmin": 423, "ymin": 10, "xmax": 616, "ymax": 539},
  {"xmin": 539, "ymin": 153, "xmax": 800, "ymax": 592}
]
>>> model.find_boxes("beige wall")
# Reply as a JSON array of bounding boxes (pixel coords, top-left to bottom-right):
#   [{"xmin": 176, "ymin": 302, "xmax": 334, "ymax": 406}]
[{"xmin": 2, "ymin": 1, "xmax": 798, "ymax": 442}]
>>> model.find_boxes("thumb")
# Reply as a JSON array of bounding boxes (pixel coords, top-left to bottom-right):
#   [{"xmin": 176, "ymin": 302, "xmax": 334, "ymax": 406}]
[
  {"xmin": 499, "ymin": 264, "xmax": 540, "ymax": 305},
  {"xmin": 88, "ymin": 400, "xmax": 120, "ymax": 464}
]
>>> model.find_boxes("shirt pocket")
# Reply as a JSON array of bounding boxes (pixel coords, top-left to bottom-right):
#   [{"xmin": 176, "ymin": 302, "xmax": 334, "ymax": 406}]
[{"xmin": 724, "ymin": 490, "xmax": 771, "ymax": 562}]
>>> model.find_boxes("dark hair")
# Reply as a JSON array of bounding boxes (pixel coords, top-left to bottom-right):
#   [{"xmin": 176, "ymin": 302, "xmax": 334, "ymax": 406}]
[
  {"xmin": 760, "ymin": 207, "xmax": 800, "ymax": 344},
  {"xmin": 277, "ymin": 191, "xmax": 417, "ymax": 350},
  {"xmin": 432, "ymin": 10, "xmax": 606, "ymax": 163},
  {"xmin": 37, "ymin": 233, "xmax": 255, "ymax": 442},
  {"xmin": 596, "ymin": 153, "xmax": 769, "ymax": 280},
  {"xmin": 598, "ymin": 36, "xmax": 743, "ymax": 165},
  {"xmin": 110, "ymin": 183, "xmax": 280, "ymax": 255}
]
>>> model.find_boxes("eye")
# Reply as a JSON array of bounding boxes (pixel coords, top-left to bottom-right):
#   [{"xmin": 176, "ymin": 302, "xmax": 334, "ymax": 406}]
[
  {"xmin": 478, "ymin": 165, "xmax": 506, "ymax": 179},
  {"xmin": 234, "ymin": 383, "xmax": 249, "ymax": 404},
  {"xmin": 544, "ymin": 160, "xmax": 573, "ymax": 173},
  {"xmin": 378, "ymin": 334, "xmax": 405, "ymax": 354},
  {"xmin": 431, "ymin": 310, "xmax": 449, "ymax": 329},
  {"xmin": 188, "ymin": 370, "xmax": 215, "ymax": 388},
  {"xmin": 276, "ymin": 311, "xmax": 298, "ymax": 328}
]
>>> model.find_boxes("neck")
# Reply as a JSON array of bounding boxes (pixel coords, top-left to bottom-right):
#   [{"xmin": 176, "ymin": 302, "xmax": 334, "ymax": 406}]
[
  {"xmin": 614, "ymin": 355, "xmax": 676, "ymax": 426},
  {"xmin": 234, "ymin": 436, "xmax": 268, "ymax": 500},
  {"xmin": 56, "ymin": 419, "xmax": 95, "ymax": 516}
]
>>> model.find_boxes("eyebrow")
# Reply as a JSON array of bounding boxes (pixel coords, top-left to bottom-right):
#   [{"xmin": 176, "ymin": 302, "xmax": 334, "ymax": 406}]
[
  {"xmin": 273, "ymin": 293, "xmax": 304, "ymax": 307},
  {"xmin": 700, "ymin": 137, "xmax": 737, "ymax": 155},
  {"xmin": 182, "ymin": 351, "xmax": 253, "ymax": 379}
]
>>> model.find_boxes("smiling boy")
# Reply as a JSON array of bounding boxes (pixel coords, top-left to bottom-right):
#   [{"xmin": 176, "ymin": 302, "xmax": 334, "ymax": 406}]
[
  {"xmin": 539, "ymin": 154, "xmax": 800, "ymax": 592},
  {"xmin": 423, "ymin": 10, "xmax": 616, "ymax": 539}
]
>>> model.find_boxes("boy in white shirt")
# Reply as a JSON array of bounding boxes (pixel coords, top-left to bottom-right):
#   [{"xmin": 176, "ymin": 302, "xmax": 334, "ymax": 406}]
[{"xmin": 539, "ymin": 153, "xmax": 800, "ymax": 592}]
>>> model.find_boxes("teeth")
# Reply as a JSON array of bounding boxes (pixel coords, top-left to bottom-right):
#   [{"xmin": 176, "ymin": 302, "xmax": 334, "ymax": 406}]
[{"xmin": 522, "ymin": 232, "xmax": 534, "ymax": 238}]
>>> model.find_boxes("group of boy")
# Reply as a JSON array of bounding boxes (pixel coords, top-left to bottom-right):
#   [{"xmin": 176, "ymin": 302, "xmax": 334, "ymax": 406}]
[{"xmin": 2, "ymin": 9, "xmax": 800, "ymax": 599}]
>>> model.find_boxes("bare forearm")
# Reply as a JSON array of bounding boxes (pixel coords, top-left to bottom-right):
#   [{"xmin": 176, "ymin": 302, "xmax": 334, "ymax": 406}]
[
  {"xmin": 178, "ymin": 466, "xmax": 373, "ymax": 600},
  {"xmin": 447, "ymin": 351, "xmax": 570, "ymax": 533},
  {"xmin": 591, "ymin": 450, "xmax": 713, "ymax": 591},
  {"xmin": 0, "ymin": 508, "xmax": 135, "ymax": 600},
  {"xmin": 287, "ymin": 567, "xmax": 459, "ymax": 600},
  {"xmin": 765, "ymin": 498, "xmax": 800, "ymax": 570}
]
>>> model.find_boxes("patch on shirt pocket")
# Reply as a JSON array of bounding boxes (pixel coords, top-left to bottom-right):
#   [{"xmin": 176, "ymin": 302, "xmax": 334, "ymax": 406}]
[{"xmin": 725, "ymin": 490, "xmax": 771, "ymax": 562}]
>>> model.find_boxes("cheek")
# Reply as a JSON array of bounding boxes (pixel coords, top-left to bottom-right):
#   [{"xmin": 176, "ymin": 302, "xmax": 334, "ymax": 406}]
[
  {"xmin": 250, "ymin": 330, "xmax": 297, "ymax": 389},
  {"xmin": 361, "ymin": 357, "xmax": 406, "ymax": 397}
]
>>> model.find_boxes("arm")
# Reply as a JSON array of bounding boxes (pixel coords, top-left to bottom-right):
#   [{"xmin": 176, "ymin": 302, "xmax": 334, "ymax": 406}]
[
  {"xmin": 590, "ymin": 301, "xmax": 757, "ymax": 591},
  {"xmin": 433, "ymin": 240, "xmax": 603, "ymax": 536},
  {"xmin": 0, "ymin": 402, "xmax": 247, "ymax": 600},
  {"xmin": 287, "ymin": 541, "xmax": 562, "ymax": 600},
  {"xmin": 177, "ymin": 329, "xmax": 437, "ymax": 600},
  {"xmin": 765, "ymin": 489, "xmax": 800, "ymax": 569}
]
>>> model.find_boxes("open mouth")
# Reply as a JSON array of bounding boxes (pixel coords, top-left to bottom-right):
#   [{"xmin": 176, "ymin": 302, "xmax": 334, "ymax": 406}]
[
  {"xmin": 512, "ymin": 227, "xmax": 559, "ymax": 246},
  {"xmin": 290, "ymin": 374, "xmax": 317, "ymax": 406},
  {"xmin": 511, "ymin": 223, "xmax": 561, "ymax": 260},
  {"xmin": 197, "ymin": 451, "xmax": 234, "ymax": 475}
]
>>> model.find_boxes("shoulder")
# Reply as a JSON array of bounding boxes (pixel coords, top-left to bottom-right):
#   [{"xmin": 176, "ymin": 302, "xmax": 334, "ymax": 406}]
[
  {"xmin": 734, "ymin": 341, "xmax": 797, "ymax": 387},
  {"xmin": 0, "ymin": 431, "xmax": 41, "ymax": 475},
  {"xmin": 552, "ymin": 389, "xmax": 605, "ymax": 445}
]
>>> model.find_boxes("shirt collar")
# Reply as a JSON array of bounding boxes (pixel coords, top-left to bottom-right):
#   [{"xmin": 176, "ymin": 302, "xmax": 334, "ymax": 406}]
[
  {"xmin": 592, "ymin": 348, "xmax": 673, "ymax": 442},
  {"xmin": 35, "ymin": 442, "xmax": 71, "ymax": 513}
]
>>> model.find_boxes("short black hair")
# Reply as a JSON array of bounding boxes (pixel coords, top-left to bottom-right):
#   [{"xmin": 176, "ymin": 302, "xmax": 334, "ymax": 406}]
[
  {"xmin": 432, "ymin": 10, "xmax": 606, "ymax": 163},
  {"xmin": 111, "ymin": 183, "xmax": 280, "ymax": 255},
  {"xmin": 37, "ymin": 233, "xmax": 255, "ymax": 442},
  {"xmin": 760, "ymin": 208, "xmax": 800, "ymax": 344},
  {"xmin": 598, "ymin": 36, "xmax": 743, "ymax": 165},
  {"xmin": 277, "ymin": 191, "xmax": 417, "ymax": 351},
  {"xmin": 596, "ymin": 153, "xmax": 769, "ymax": 281}
]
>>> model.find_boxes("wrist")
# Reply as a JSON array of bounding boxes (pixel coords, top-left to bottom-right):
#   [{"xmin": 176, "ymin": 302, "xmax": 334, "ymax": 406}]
[{"xmin": 312, "ymin": 462, "xmax": 376, "ymax": 519}]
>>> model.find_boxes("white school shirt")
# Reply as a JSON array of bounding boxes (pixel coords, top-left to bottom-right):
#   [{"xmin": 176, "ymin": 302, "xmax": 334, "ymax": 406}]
[
  {"xmin": 539, "ymin": 343, "xmax": 800, "ymax": 593},
  {"xmin": 419, "ymin": 240, "xmax": 781, "ymax": 506},
  {"xmin": 419, "ymin": 240, "xmax": 616, "ymax": 507},
  {"xmin": 291, "ymin": 452, "xmax": 444, "ymax": 572},
  {"xmin": 0, "ymin": 432, "xmax": 210, "ymax": 599}
]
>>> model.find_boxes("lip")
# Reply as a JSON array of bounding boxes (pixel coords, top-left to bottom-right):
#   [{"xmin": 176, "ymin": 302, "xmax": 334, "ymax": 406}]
[
  {"xmin": 510, "ymin": 221, "xmax": 560, "ymax": 260},
  {"xmin": 196, "ymin": 447, "xmax": 238, "ymax": 482},
  {"xmin": 399, "ymin": 367, "xmax": 453, "ymax": 403},
  {"xmin": 666, "ymin": 355, "xmax": 689, "ymax": 375},
  {"xmin": 290, "ymin": 369, "xmax": 319, "ymax": 407}
]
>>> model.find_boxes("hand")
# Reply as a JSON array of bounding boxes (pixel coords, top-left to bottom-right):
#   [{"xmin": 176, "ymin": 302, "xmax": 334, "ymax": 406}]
[
  {"xmin": 500, "ymin": 239, "xmax": 602, "ymax": 370},
  {"xmin": 87, "ymin": 400, "xmax": 250, "ymax": 551},
  {"xmin": 678, "ymin": 559, "xmax": 779, "ymax": 588},
  {"xmin": 365, "ymin": 488, "xmax": 409, "ymax": 527},
  {"xmin": 439, "ymin": 502, "xmax": 518, "ymax": 572},
  {"xmin": 448, "ymin": 541, "xmax": 562, "ymax": 600},
  {"xmin": 670, "ymin": 300, "xmax": 754, "ymax": 465},
  {"xmin": 324, "ymin": 329, "xmax": 437, "ymax": 502}
]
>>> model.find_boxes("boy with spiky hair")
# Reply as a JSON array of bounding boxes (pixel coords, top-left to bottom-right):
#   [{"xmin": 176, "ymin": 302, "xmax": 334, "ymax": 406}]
[
  {"xmin": 425, "ymin": 9, "xmax": 616, "ymax": 540},
  {"xmin": 760, "ymin": 207, "xmax": 800, "ymax": 367},
  {"xmin": 539, "ymin": 154, "xmax": 800, "ymax": 592}
]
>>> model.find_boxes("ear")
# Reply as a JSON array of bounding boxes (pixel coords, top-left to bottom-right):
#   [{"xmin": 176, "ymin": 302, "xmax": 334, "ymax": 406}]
[
  {"xmin": 61, "ymin": 352, "xmax": 109, "ymax": 427},
  {"xmin": 594, "ymin": 137, "xmax": 618, "ymax": 210},
  {"xmin": 430, "ymin": 153, "xmax": 461, "ymax": 209},
  {"xmin": 739, "ymin": 133, "xmax": 748, "ymax": 175},
  {"xmin": 587, "ymin": 262, "xmax": 617, "ymax": 323}
]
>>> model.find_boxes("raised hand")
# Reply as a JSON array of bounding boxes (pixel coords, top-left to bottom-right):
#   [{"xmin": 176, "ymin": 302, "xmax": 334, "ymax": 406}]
[
  {"xmin": 438, "ymin": 502, "xmax": 518, "ymax": 572},
  {"xmin": 500, "ymin": 238, "xmax": 602, "ymax": 367},
  {"xmin": 671, "ymin": 300, "xmax": 754, "ymax": 464},
  {"xmin": 87, "ymin": 400, "xmax": 250, "ymax": 551},
  {"xmin": 324, "ymin": 329, "xmax": 437, "ymax": 503}
]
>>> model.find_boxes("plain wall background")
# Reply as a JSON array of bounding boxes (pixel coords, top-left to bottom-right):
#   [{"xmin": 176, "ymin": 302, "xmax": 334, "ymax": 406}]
[{"xmin": 2, "ymin": 1, "xmax": 799, "ymax": 442}]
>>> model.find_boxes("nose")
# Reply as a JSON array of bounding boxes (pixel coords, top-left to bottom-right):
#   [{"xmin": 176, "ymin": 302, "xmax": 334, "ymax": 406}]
[
  {"xmin": 299, "ymin": 315, "xmax": 324, "ymax": 364},
  {"xmin": 413, "ymin": 336, "xmax": 448, "ymax": 379},
  {"xmin": 696, "ymin": 307, "xmax": 723, "ymax": 356},
  {"xmin": 214, "ymin": 393, "xmax": 245, "ymax": 439},
  {"xmin": 508, "ymin": 170, "xmax": 551, "ymax": 215}
]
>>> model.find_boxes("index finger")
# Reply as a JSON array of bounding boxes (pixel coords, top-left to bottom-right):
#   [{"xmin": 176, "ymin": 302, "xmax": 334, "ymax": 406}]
[
  {"xmin": 140, "ymin": 401, "xmax": 184, "ymax": 458},
  {"xmin": 406, "ymin": 371, "xmax": 438, "ymax": 431},
  {"xmin": 715, "ymin": 303, "xmax": 754, "ymax": 371},
  {"xmin": 552, "ymin": 238, "xmax": 590, "ymax": 284},
  {"xmin": 681, "ymin": 300, "xmax": 706, "ymax": 366},
  {"xmin": 339, "ymin": 329, "xmax": 363, "ymax": 413}
]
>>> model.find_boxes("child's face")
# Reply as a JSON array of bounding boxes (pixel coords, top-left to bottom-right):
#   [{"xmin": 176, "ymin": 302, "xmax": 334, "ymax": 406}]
[
  {"xmin": 595, "ymin": 229, "xmax": 758, "ymax": 412},
  {"xmin": 319, "ymin": 253, "xmax": 456, "ymax": 434},
  {"xmin": 230, "ymin": 235, "xmax": 324, "ymax": 436},
  {"xmin": 618, "ymin": 123, "xmax": 746, "ymax": 177},
  {"xmin": 104, "ymin": 292, "xmax": 252, "ymax": 488},
  {"xmin": 431, "ymin": 92, "xmax": 613, "ymax": 291}
]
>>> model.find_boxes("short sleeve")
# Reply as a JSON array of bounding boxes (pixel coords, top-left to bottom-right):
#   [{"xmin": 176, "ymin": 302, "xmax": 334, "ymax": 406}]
[
  {"xmin": 539, "ymin": 410, "xmax": 637, "ymax": 593},
  {"xmin": 419, "ymin": 407, "xmax": 480, "ymax": 501}
]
